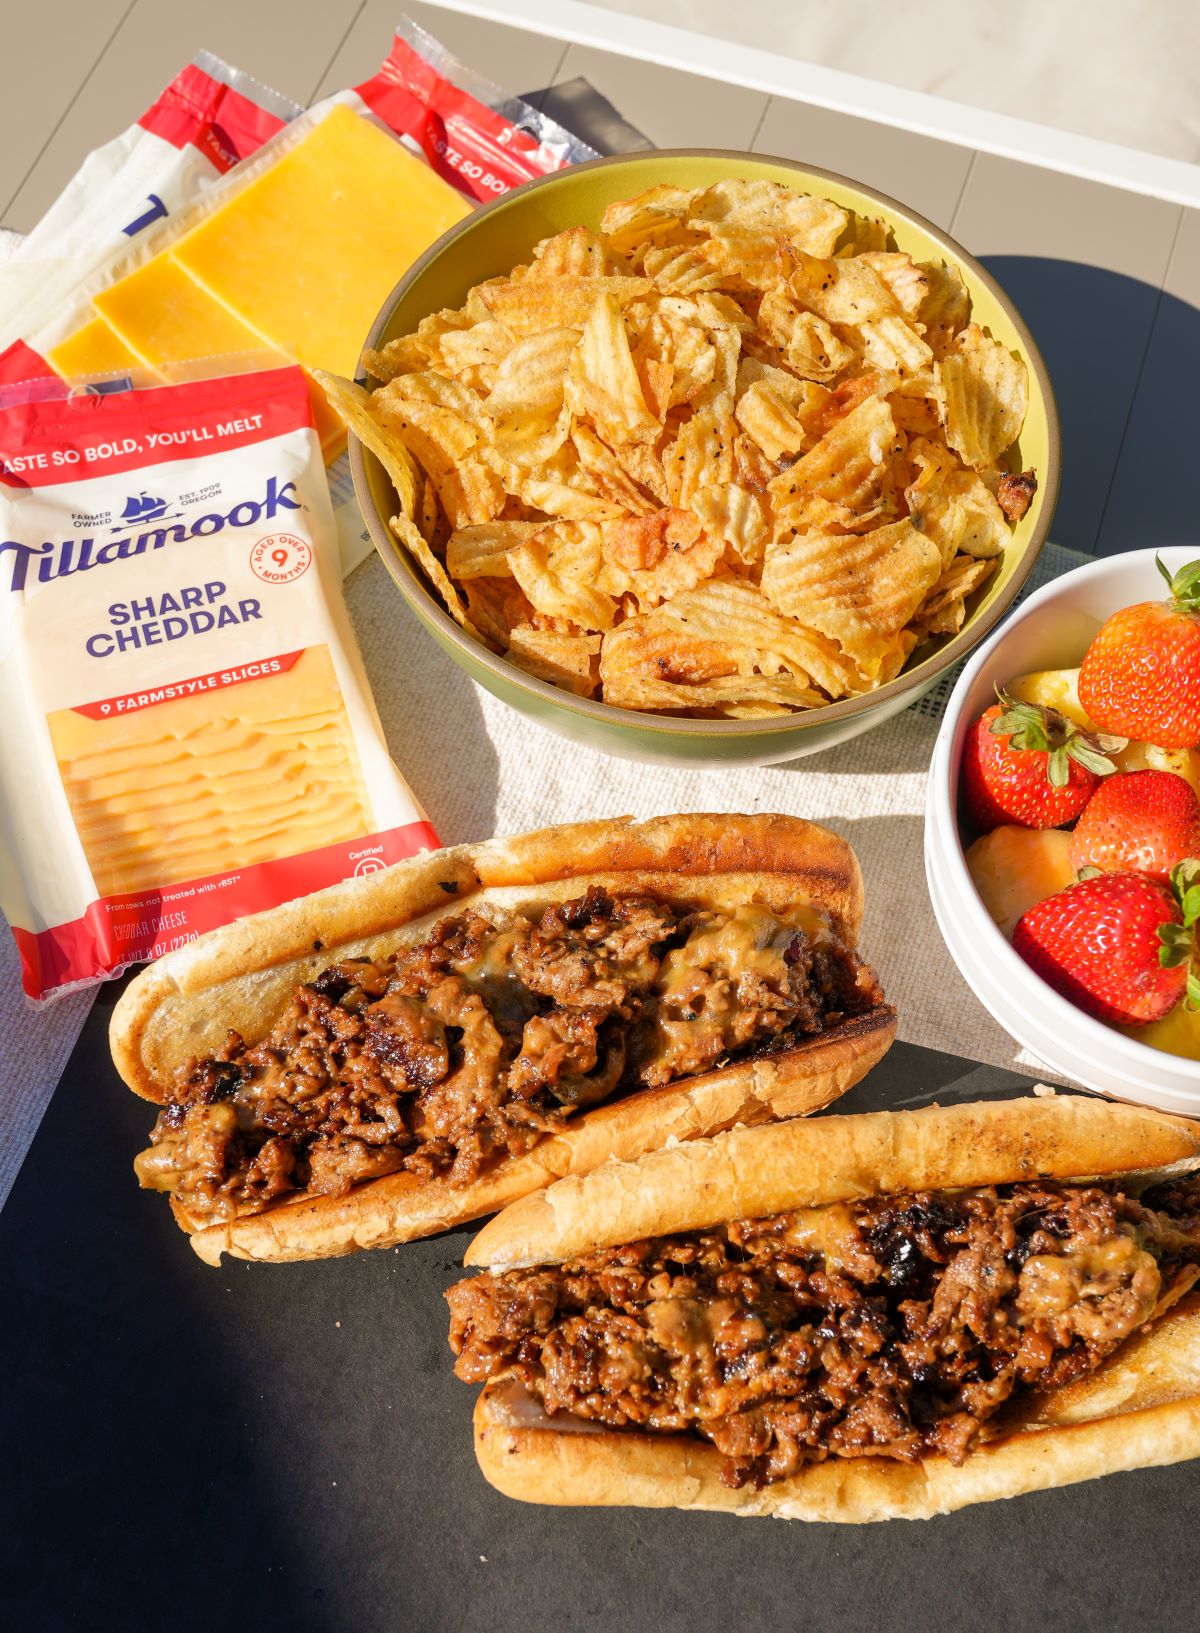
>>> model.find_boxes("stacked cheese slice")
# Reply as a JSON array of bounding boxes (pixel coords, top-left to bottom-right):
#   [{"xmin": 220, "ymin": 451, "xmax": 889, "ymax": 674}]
[{"xmin": 48, "ymin": 106, "xmax": 470, "ymax": 461}]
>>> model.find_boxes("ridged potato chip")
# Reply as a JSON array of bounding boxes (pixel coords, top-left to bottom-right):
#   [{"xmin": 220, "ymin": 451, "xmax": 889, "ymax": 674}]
[
  {"xmin": 481, "ymin": 275, "xmax": 651, "ymax": 335},
  {"xmin": 445, "ymin": 520, "xmax": 544, "ymax": 580},
  {"xmin": 768, "ymin": 395, "xmax": 897, "ymax": 535},
  {"xmin": 761, "ymin": 518, "xmax": 941, "ymax": 675},
  {"xmin": 757, "ymin": 292, "xmax": 855, "ymax": 382},
  {"xmin": 601, "ymin": 185, "xmax": 697, "ymax": 257},
  {"xmin": 689, "ymin": 483, "xmax": 770, "ymax": 566},
  {"xmin": 837, "ymin": 213, "xmax": 891, "ymax": 256},
  {"xmin": 905, "ymin": 437, "xmax": 1009, "ymax": 565},
  {"xmin": 912, "ymin": 553, "xmax": 998, "ymax": 636},
  {"xmin": 940, "ymin": 323, "xmax": 1029, "ymax": 470},
  {"xmin": 482, "ymin": 444, "xmax": 621, "ymax": 522},
  {"xmin": 325, "ymin": 174, "xmax": 1034, "ymax": 718},
  {"xmin": 437, "ymin": 321, "xmax": 516, "ymax": 375},
  {"xmin": 788, "ymin": 251, "xmax": 899, "ymax": 324},
  {"xmin": 735, "ymin": 379, "xmax": 814, "ymax": 462},
  {"xmin": 599, "ymin": 617, "xmax": 824, "ymax": 715},
  {"xmin": 483, "ymin": 327, "xmax": 578, "ymax": 466},
  {"xmin": 506, "ymin": 624, "xmax": 601, "ymax": 696},
  {"xmin": 464, "ymin": 575, "xmax": 536, "ymax": 647},
  {"xmin": 600, "ymin": 507, "xmax": 724, "ymax": 608},
  {"xmin": 313, "ymin": 371, "xmax": 422, "ymax": 519},
  {"xmin": 566, "ymin": 292, "xmax": 660, "ymax": 444},
  {"xmin": 375, "ymin": 382, "xmax": 504, "ymax": 529},
  {"xmin": 529, "ymin": 227, "xmax": 607, "ymax": 279},
  {"xmin": 572, "ymin": 424, "xmax": 657, "ymax": 514},
  {"xmin": 859, "ymin": 315, "xmax": 934, "ymax": 377},
  {"xmin": 689, "ymin": 178, "xmax": 847, "ymax": 258},
  {"xmin": 858, "ymin": 252, "xmax": 929, "ymax": 316},
  {"xmin": 390, "ymin": 511, "xmax": 486, "ymax": 645},
  {"xmin": 641, "ymin": 242, "xmax": 727, "ymax": 294},
  {"xmin": 510, "ymin": 521, "xmax": 617, "ymax": 632},
  {"xmin": 917, "ymin": 261, "xmax": 970, "ymax": 356},
  {"xmin": 663, "ymin": 398, "xmax": 737, "ymax": 508},
  {"xmin": 649, "ymin": 577, "xmax": 865, "ymax": 697}
]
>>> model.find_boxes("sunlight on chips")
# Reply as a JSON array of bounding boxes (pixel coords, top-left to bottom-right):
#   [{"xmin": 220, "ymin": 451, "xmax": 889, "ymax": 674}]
[
  {"xmin": 446, "ymin": 520, "xmax": 544, "ymax": 580},
  {"xmin": 918, "ymin": 261, "xmax": 970, "ymax": 357},
  {"xmin": 762, "ymin": 519, "xmax": 942, "ymax": 676},
  {"xmin": 314, "ymin": 371, "xmax": 423, "ymax": 520},
  {"xmin": 507, "ymin": 624, "xmax": 601, "ymax": 696},
  {"xmin": 940, "ymin": 324, "xmax": 1029, "ymax": 470},
  {"xmin": 566, "ymin": 292, "xmax": 660, "ymax": 444},
  {"xmin": 324, "ymin": 175, "xmax": 1034, "ymax": 716},
  {"xmin": 913, "ymin": 554, "xmax": 998, "ymax": 636},
  {"xmin": 510, "ymin": 521, "xmax": 617, "ymax": 631},
  {"xmin": 689, "ymin": 484, "xmax": 769, "ymax": 566},
  {"xmin": 649, "ymin": 577, "xmax": 865, "ymax": 698},
  {"xmin": 768, "ymin": 395, "xmax": 896, "ymax": 535},
  {"xmin": 905, "ymin": 437, "xmax": 1010, "ymax": 565},
  {"xmin": 529, "ymin": 226, "xmax": 607, "ymax": 278}
]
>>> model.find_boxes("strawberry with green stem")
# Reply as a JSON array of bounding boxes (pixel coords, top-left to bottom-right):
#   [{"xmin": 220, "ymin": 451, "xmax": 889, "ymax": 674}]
[
  {"xmin": 1013, "ymin": 862, "xmax": 1200, "ymax": 1027},
  {"xmin": 1078, "ymin": 555, "xmax": 1200, "ymax": 749},
  {"xmin": 961, "ymin": 690, "xmax": 1124, "ymax": 832},
  {"xmin": 1068, "ymin": 768, "xmax": 1200, "ymax": 880}
]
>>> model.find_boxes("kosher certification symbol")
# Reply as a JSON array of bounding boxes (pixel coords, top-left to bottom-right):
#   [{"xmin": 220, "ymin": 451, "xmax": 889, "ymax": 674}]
[{"xmin": 249, "ymin": 532, "xmax": 312, "ymax": 584}]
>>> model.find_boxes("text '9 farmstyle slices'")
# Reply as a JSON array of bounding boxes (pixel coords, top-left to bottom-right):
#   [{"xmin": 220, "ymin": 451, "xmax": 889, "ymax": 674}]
[{"xmin": 319, "ymin": 177, "xmax": 1036, "ymax": 718}]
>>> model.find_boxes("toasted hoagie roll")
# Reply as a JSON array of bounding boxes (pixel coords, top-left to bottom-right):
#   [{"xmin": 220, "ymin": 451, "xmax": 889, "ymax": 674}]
[
  {"xmin": 449, "ymin": 1095, "xmax": 1200, "ymax": 1521},
  {"xmin": 111, "ymin": 813, "xmax": 895, "ymax": 1264}
]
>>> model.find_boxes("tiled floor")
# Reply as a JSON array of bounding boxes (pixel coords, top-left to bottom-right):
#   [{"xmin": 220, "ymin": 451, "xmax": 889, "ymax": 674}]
[{"xmin": 4, "ymin": 0, "xmax": 1200, "ymax": 557}]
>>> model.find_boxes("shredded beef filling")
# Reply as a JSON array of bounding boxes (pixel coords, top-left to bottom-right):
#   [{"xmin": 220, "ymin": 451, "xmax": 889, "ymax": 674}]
[
  {"xmin": 446, "ymin": 1176, "xmax": 1200, "ymax": 1488},
  {"xmin": 136, "ymin": 887, "xmax": 884, "ymax": 1222}
]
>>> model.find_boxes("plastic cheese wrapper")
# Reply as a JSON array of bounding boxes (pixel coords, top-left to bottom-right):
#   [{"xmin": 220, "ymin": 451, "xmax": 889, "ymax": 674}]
[
  {"xmin": 1, "ymin": 19, "xmax": 597, "ymax": 391},
  {"xmin": 0, "ymin": 55, "xmax": 302, "ymax": 385},
  {"xmin": 0, "ymin": 366, "xmax": 437, "ymax": 1001}
]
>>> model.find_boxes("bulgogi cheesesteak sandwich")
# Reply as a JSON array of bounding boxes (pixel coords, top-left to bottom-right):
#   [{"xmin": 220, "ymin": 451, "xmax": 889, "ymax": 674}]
[
  {"xmin": 110, "ymin": 813, "xmax": 895, "ymax": 1263},
  {"xmin": 447, "ymin": 1096, "xmax": 1200, "ymax": 1520}
]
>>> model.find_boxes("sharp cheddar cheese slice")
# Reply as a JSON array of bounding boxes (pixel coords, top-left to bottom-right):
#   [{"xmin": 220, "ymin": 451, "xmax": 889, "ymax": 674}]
[
  {"xmin": 170, "ymin": 104, "xmax": 470, "ymax": 377},
  {"xmin": 93, "ymin": 255, "xmax": 269, "ymax": 374},
  {"xmin": 47, "ymin": 315, "xmax": 146, "ymax": 380},
  {"xmin": 88, "ymin": 256, "xmax": 346, "ymax": 457}
]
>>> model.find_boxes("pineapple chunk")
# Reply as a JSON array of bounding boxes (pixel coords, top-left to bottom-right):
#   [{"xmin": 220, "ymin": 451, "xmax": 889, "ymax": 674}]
[
  {"xmin": 965, "ymin": 825, "xmax": 1077, "ymax": 939},
  {"xmin": 1007, "ymin": 668, "xmax": 1095, "ymax": 729},
  {"xmin": 1112, "ymin": 739, "xmax": 1200, "ymax": 800},
  {"xmin": 1125, "ymin": 1002, "xmax": 1200, "ymax": 1061}
]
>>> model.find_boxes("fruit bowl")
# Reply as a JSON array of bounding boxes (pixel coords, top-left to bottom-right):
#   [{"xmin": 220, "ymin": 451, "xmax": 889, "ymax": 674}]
[{"xmin": 926, "ymin": 546, "xmax": 1200, "ymax": 1116}]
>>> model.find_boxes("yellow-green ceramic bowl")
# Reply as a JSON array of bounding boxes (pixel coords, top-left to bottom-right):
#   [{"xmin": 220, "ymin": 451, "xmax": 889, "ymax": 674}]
[{"xmin": 352, "ymin": 150, "xmax": 1059, "ymax": 767}]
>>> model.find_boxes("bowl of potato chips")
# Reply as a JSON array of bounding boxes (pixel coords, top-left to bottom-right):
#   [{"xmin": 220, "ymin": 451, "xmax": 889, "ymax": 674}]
[{"xmin": 329, "ymin": 150, "xmax": 1059, "ymax": 766}]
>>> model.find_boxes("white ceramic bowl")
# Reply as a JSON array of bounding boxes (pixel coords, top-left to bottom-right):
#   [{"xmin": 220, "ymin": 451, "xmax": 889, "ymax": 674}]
[{"xmin": 926, "ymin": 546, "xmax": 1200, "ymax": 1116}]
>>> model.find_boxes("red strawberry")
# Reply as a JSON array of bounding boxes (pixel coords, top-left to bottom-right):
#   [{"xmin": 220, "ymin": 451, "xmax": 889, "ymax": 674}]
[
  {"xmin": 961, "ymin": 694, "xmax": 1121, "ymax": 832},
  {"xmin": 1068, "ymin": 770, "xmax": 1200, "ymax": 880},
  {"xmin": 1012, "ymin": 869, "xmax": 1196, "ymax": 1026},
  {"xmin": 1078, "ymin": 556, "xmax": 1200, "ymax": 749}
]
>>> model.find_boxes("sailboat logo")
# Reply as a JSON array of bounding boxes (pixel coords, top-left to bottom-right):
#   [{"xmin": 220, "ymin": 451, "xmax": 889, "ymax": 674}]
[{"xmin": 121, "ymin": 492, "xmax": 169, "ymax": 523}]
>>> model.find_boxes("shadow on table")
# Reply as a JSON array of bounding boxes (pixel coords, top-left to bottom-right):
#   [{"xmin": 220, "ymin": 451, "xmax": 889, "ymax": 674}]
[
  {"xmin": 0, "ymin": 988, "xmax": 348, "ymax": 1633},
  {"xmin": 980, "ymin": 257, "xmax": 1200, "ymax": 557},
  {"xmin": 345, "ymin": 556, "xmax": 500, "ymax": 844},
  {"xmin": 535, "ymin": 76, "xmax": 653, "ymax": 156}
]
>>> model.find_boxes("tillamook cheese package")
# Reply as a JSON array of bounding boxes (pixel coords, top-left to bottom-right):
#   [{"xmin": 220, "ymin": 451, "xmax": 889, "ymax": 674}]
[{"xmin": 0, "ymin": 366, "xmax": 436, "ymax": 999}]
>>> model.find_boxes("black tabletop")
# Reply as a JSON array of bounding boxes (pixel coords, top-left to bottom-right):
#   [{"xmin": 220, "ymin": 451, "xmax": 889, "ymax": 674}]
[{"xmin": 2, "ymin": 983, "xmax": 1194, "ymax": 1633}]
